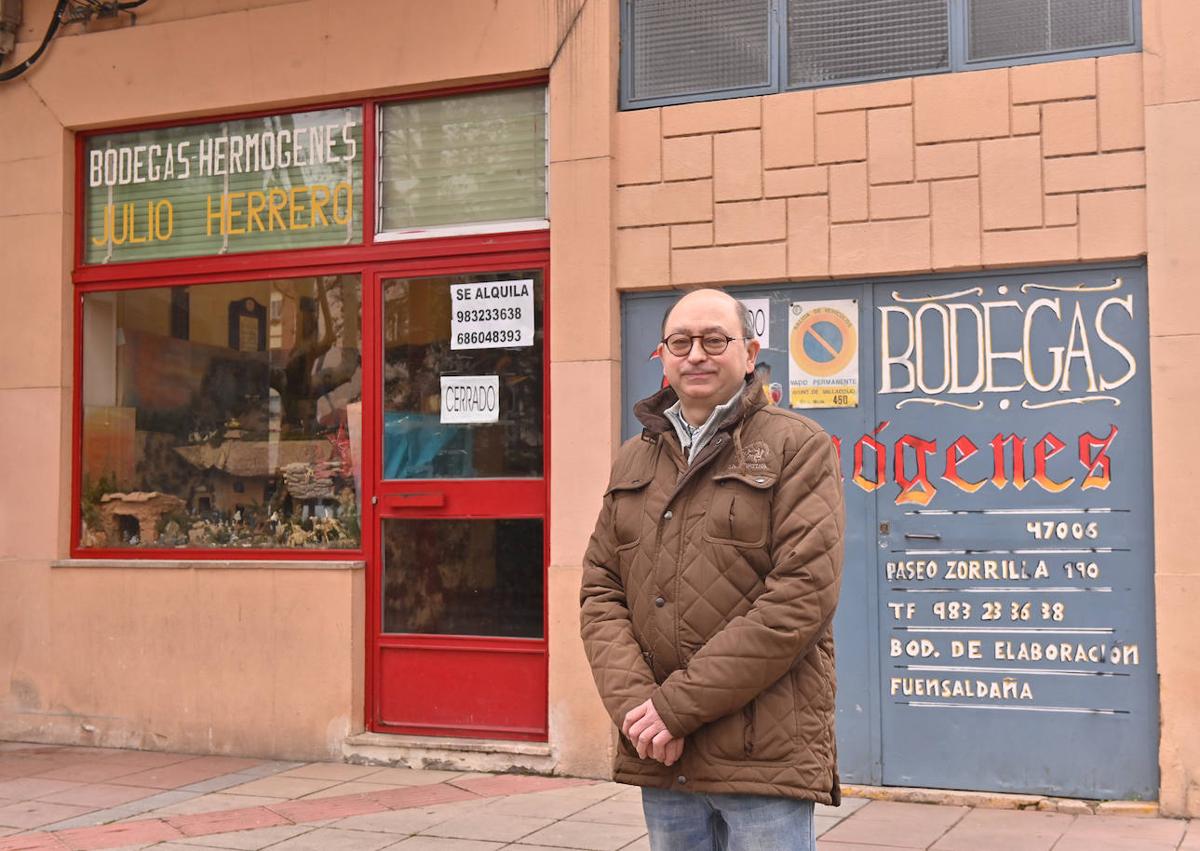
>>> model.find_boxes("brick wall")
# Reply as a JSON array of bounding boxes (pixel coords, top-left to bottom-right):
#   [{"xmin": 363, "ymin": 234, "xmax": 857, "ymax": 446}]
[{"xmin": 615, "ymin": 55, "xmax": 1146, "ymax": 288}]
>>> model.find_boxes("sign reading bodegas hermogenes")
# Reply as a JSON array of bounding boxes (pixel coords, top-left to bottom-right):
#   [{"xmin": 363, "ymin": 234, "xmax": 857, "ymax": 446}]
[{"xmin": 84, "ymin": 106, "xmax": 363, "ymax": 264}]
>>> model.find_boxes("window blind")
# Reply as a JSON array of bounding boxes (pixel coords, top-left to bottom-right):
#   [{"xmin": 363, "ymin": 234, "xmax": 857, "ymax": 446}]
[{"xmin": 377, "ymin": 87, "xmax": 547, "ymax": 234}]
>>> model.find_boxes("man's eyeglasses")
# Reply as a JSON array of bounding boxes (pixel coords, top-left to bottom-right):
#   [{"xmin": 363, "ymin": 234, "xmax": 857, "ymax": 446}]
[{"xmin": 660, "ymin": 333, "xmax": 747, "ymax": 357}]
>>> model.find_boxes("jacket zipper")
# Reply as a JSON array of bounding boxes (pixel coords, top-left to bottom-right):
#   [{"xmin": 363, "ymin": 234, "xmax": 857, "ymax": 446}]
[
  {"xmin": 645, "ymin": 436, "xmax": 725, "ymax": 681},
  {"xmin": 651, "ymin": 439, "xmax": 671, "ymax": 560},
  {"xmin": 672, "ymin": 492, "xmax": 690, "ymax": 667},
  {"xmin": 669, "ymin": 433, "xmax": 729, "ymax": 502},
  {"xmin": 744, "ymin": 701, "xmax": 756, "ymax": 756}
]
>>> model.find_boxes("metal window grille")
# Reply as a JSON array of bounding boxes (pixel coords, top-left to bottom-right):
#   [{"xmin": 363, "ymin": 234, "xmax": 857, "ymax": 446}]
[
  {"xmin": 968, "ymin": 0, "xmax": 1134, "ymax": 62},
  {"xmin": 620, "ymin": 0, "xmax": 1136, "ymax": 109},
  {"xmin": 628, "ymin": 0, "xmax": 772, "ymax": 102},
  {"xmin": 788, "ymin": 0, "xmax": 949, "ymax": 87}
]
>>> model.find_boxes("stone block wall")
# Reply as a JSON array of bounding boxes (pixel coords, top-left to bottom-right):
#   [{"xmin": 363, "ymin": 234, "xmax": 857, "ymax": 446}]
[{"xmin": 615, "ymin": 55, "xmax": 1147, "ymax": 289}]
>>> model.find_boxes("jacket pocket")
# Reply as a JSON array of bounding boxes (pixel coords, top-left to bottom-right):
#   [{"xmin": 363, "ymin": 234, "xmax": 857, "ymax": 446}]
[
  {"xmin": 606, "ymin": 480, "xmax": 650, "ymax": 548},
  {"xmin": 698, "ymin": 675, "xmax": 796, "ymax": 764},
  {"xmin": 697, "ymin": 707, "xmax": 749, "ymax": 762},
  {"xmin": 813, "ymin": 643, "xmax": 836, "ymax": 713},
  {"xmin": 702, "ymin": 472, "xmax": 773, "ymax": 548},
  {"xmin": 798, "ymin": 652, "xmax": 835, "ymax": 767},
  {"xmin": 745, "ymin": 674, "xmax": 797, "ymax": 761}
]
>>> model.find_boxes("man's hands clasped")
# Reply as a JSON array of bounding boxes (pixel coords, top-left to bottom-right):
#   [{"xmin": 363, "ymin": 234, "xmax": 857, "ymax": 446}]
[{"xmin": 622, "ymin": 698, "xmax": 684, "ymax": 766}]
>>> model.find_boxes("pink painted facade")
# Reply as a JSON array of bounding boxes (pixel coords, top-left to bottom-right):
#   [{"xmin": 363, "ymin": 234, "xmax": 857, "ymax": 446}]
[{"xmin": 0, "ymin": 0, "xmax": 1197, "ymax": 815}]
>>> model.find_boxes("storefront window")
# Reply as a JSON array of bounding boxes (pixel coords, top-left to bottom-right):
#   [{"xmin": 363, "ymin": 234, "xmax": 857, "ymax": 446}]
[{"xmin": 79, "ymin": 275, "xmax": 362, "ymax": 549}]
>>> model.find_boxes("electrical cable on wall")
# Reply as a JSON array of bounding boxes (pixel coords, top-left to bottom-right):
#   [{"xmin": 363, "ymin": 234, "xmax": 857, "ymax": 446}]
[
  {"xmin": 0, "ymin": 0, "xmax": 149, "ymax": 82},
  {"xmin": 63, "ymin": 0, "xmax": 148, "ymax": 24},
  {"xmin": 0, "ymin": 0, "xmax": 67, "ymax": 82}
]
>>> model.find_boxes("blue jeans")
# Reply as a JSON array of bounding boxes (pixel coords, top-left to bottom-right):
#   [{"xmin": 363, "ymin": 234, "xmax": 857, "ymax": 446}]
[{"xmin": 641, "ymin": 787, "xmax": 816, "ymax": 851}]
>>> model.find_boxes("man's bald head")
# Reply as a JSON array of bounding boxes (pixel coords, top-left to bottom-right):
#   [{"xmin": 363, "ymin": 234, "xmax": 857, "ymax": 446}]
[
  {"xmin": 661, "ymin": 289, "xmax": 756, "ymax": 342},
  {"xmin": 657, "ymin": 288, "xmax": 761, "ymax": 423}
]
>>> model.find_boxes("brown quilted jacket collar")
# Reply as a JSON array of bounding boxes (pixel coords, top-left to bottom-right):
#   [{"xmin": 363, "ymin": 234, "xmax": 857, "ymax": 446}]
[{"xmin": 633, "ymin": 375, "xmax": 767, "ymax": 437}]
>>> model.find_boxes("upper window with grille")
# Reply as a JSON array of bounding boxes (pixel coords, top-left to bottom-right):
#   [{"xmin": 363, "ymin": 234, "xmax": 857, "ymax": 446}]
[
  {"xmin": 620, "ymin": 0, "xmax": 1139, "ymax": 109},
  {"xmin": 626, "ymin": 0, "xmax": 775, "ymax": 102},
  {"xmin": 966, "ymin": 0, "xmax": 1135, "ymax": 62}
]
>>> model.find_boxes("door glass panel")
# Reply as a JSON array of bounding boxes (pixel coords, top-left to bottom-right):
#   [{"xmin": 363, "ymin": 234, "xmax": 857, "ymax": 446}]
[
  {"xmin": 381, "ymin": 270, "xmax": 543, "ymax": 479},
  {"xmin": 381, "ymin": 518, "xmax": 544, "ymax": 638}
]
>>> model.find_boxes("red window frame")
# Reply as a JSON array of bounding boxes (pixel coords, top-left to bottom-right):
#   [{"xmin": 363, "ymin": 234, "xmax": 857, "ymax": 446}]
[{"xmin": 70, "ymin": 73, "xmax": 550, "ymax": 565}]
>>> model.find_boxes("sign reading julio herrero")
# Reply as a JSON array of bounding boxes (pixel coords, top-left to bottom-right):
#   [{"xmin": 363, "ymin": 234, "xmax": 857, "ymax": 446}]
[{"xmin": 84, "ymin": 106, "xmax": 363, "ymax": 264}]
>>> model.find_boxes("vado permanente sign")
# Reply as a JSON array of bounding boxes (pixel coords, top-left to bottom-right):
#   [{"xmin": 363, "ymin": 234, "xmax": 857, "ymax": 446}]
[{"xmin": 83, "ymin": 106, "xmax": 363, "ymax": 264}]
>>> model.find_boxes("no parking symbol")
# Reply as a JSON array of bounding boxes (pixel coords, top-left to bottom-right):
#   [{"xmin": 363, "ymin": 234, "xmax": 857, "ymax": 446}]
[{"xmin": 788, "ymin": 300, "xmax": 860, "ymax": 408}]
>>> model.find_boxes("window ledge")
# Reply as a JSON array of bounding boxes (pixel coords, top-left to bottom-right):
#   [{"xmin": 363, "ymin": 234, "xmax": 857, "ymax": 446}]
[
  {"xmin": 375, "ymin": 219, "xmax": 549, "ymax": 243},
  {"xmin": 52, "ymin": 558, "xmax": 365, "ymax": 571}
]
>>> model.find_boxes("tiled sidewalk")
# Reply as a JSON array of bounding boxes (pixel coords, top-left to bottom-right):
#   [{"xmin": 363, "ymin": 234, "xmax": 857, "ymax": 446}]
[{"xmin": 1, "ymin": 742, "xmax": 1197, "ymax": 850}]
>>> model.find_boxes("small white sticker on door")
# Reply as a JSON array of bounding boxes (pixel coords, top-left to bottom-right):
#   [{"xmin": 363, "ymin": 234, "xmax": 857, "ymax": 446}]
[
  {"xmin": 739, "ymin": 298, "xmax": 771, "ymax": 349},
  {"xmin": 440, "ymin": 375, "xmax": 501, "ymax": 424}
]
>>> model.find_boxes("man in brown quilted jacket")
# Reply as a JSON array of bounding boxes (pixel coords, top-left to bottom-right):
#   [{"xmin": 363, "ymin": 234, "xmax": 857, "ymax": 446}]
[{"xmin": 580, "ymin": 288, "xmax": 845, "ymax": 851}]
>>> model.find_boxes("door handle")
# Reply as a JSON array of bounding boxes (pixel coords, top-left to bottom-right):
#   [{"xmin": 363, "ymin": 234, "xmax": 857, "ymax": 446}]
[
  {"xmin": 388, "ymin": 492, "xmax": 446, "ymax": 508},
  {"xmin": 903, "ymin": 532, "xmax": 942, "ymax": 541}
]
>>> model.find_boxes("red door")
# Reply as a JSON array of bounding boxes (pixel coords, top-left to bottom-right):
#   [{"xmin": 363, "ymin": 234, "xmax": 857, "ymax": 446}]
[{"xmin": 364, "ymin": 253, "xmax": 549, "ymax": 740}]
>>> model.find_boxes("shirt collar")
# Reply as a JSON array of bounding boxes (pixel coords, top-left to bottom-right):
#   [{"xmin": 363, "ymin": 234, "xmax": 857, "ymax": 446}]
[{"xmin": 663, "ymin": 388, "xmax": 744, "ymax": 463}]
